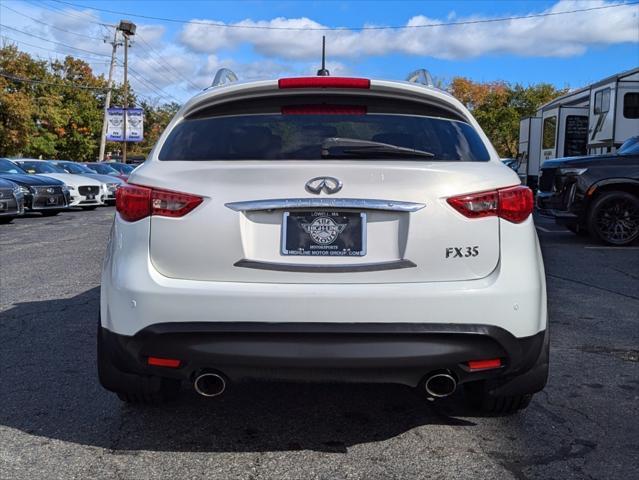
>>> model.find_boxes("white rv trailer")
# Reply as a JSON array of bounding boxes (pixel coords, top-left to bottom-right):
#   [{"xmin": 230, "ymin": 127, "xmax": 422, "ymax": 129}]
[
  {"xmin": 588, "ymin": 68, "xmax": 639, "ymax": 154},
  {"xmin": 518, "ymin": 67, "xmax": 639, "ymax": 189}
]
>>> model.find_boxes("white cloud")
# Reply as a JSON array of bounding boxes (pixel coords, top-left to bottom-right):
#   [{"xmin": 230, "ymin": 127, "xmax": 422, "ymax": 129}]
[
  {"xmin": 136, "ymin": 24, "xmax": 166, "ymax": 44},
  {"xmin": 191, "ymin": 55, "xmax": 351, "ymax": 89},
  {"xmin": 2, "ymin": 0, "xmax": 636, "ymax": 104},
  {"xmin": 179, "ymin": 0, "xmax": 638, "ymax": 60}
]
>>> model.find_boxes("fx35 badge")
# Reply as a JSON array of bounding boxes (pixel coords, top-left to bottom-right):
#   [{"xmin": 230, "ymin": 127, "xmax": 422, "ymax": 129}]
[{"xmin": 446, "ymin": 246, "xmax": 479, "ymax": 258}]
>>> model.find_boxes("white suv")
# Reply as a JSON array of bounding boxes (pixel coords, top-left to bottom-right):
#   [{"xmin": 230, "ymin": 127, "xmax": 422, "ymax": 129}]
[{"xmin": 99, "ymin": 75, "xmax": 548, "ymax": 414}]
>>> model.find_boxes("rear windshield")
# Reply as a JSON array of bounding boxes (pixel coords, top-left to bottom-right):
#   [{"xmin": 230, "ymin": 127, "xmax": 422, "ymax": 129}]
[{"xmin": 159, "ymin": 97, "xmax": 490, "ymax": 162}]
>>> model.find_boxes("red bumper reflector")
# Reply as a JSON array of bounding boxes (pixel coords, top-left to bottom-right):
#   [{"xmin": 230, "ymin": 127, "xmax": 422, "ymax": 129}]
[
  {"xmin": 281, "ymin": 105, "xmax": 367, "ymax": 115},
  {"xmin": 278, "ymin": 77, "xmax": 370, "ymax": 89},
  {"xmin": 147, "ymin": 356, "xmax": 181, "ymax": 368},
  {"xmin": 467, "ymin": 358, "xmax": 502, "ymax": 371}
]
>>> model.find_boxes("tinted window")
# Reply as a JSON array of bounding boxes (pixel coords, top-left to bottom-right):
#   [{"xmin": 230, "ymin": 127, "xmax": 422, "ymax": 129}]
[
  {"xmin": 0, "ymin": 159, "xmax": 27, "ymax": 174},
  {"xmin": 542, "ymin": 116, "xmax": 556, "ymax": 150},
  {"xmin": 86, "ymin": 163, "xmax": 119, "ymax": 174},
  {"xmin": 56, "ymin": 162, "xmax": 92, "ymax": 174},
  {"xmin": 594, "ymin": 88, "xmax": 611, "ymax": 114},
  {"xmin": 17, "ymin": 161, "xmax": 64, "ymax": 174},
  {"xmin": 623, "ymin": 92, "xmax": 639, "ymax": 119},
  {"xmin": 160, "ymin": 114, "xmax": 489, "ymax": 162},
  {"xmin": 109, "ymin": 163, "xmax": 134, "ymax": 173}
]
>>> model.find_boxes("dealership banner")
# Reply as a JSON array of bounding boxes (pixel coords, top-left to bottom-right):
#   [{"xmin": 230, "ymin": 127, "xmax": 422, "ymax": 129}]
[
  {"xmin": 125, "ymin": 108, "xmax": 144, "ymax": 142},
  {"xmin": 106, "ymin": 108, "xmax": 144, "ymax": 142}
]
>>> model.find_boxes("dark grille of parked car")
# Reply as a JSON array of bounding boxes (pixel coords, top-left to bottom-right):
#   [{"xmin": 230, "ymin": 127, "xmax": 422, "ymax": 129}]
[
  {"xmin": 0, "ymin": 188, "xmax": 18, "ymax": 212},
  {"xmin": 79, "ymin": 185, "xmax": 100, "ymax": 196},
  {"xmin": 538, "ymin": 169, "xmax": 556, "ymax": 192},
  {"xmin": 33, "ymin": 186, "xmax": 63, "ymax": 195}
]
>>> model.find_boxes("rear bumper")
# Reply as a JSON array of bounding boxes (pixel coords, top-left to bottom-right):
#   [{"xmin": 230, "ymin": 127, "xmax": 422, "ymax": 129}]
[
  {"xmin": 100, "ymin": 322, "xmax": 547, "ymax": 388},
  {"xmin": 101, "ymin": 216, "xmax": 548, "ymax": 339}
]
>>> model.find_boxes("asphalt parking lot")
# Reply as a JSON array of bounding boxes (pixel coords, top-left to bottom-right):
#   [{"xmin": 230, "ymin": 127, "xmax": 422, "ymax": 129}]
[{"xmin": 0, "ymin": 208, "xmax": 637, "ymax": 480}]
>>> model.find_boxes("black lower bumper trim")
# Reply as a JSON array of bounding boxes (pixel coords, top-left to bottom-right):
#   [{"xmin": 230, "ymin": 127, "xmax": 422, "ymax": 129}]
[{"xmin": 101, "ymin": 322, "xmax": 546, "ymax": 388}]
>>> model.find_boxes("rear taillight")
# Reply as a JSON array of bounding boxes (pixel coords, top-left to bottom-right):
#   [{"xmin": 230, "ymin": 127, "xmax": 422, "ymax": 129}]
[
  {"xmin": 497, "ymin": 185, "xmax": 535, "ymax": 223},
  {"xmin": 278, "ymin": 77, "xmax": 370, "ymax": 89},
  {"xmin": 116, "ymin": 184, "xmax": 151, "ymax": 222},
  {"xmin": 447, "ymin": 185, "xmax": 533, "ymax": 224},
  {"xmin": 116, "ymin": 184, "xmax": 203, "ymax": 222}
]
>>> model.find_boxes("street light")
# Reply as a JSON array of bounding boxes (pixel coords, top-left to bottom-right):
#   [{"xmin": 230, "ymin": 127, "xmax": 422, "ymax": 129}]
[
  {"xmin": 117, "ymin": 20, "xmax": 136, "ymax": 163},
  {"xmin": 117, "ymin": 20, "xmax": 136, "ymax": 36}
]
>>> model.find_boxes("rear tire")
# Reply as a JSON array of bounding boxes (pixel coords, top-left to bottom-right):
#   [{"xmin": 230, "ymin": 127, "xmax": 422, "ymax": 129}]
[
  {"xmin": 587, "ymin": 191, "xmax": 639, "ymax": 245},
  {"xmin": 97, "ymin": 320, "xmax": 180, "ymax": 405}
]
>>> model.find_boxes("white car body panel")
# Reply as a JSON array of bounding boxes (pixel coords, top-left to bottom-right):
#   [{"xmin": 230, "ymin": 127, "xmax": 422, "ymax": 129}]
[
  {"xmin": 101, "ymin": 213, "xmax": 546, "ymax": 338},
  {"xmin": 102, "ymin": 79, "xmax": 546, "ymax": 341}
]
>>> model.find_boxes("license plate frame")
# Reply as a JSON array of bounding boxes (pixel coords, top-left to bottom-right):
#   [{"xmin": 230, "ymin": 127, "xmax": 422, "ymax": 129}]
[{"xmin": 281, "ymin": 210, "xmax": 367, "ymax": 257}]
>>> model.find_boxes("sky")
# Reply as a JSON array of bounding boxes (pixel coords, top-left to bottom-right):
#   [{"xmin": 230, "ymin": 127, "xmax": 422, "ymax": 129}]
[{"xmin": 0, "ymin": 0, "xmax": 638, "ymax": 105}]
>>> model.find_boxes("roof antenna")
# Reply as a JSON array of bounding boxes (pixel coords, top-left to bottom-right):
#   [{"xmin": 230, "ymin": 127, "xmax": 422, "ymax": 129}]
[{"xmin": 316, "ymin": 36, "xmax": 330, "ymax": 76}]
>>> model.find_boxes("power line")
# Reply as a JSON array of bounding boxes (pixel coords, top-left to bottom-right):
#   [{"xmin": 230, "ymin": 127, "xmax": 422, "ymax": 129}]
[
  {"xmin": 1, "ymin": 5, "xmax": 193, "ymax": 95},
  {"xmin": 1, "ymin": 3, "xmax": 196, "ymax": 91},
  {"xmin": 49, "ymin": 0, "xmax": 639, "ymax": 31},
  {"xmin": 26, "ymin": 0, "xmax": 115, "ymax": 27},
  {"xmin": 0, "ymin": 24, "xmax": 112, "ymax": 58},
  {"xmin": 120, "ymin": 62, "xmax": 182, "ymax": 102},
  {"xmin": 0, "ymin": 4, "xmax": 104, "ymax": 41},
  {"xmin": 0, "ymin": 71, "xmax": 109, "ymax": 90},
  {"xmin": 1, "ymin": 29, "xmax": 183, "ymax": 102},
  {"xmin": 134, "ymin": 36, "xmax": 199, "ymax": 90},
  {"xmin": 1, "ymin": 35, "xmax": 114, "ymax": 63},
  {"xmin": 0, "ymin": 71, "xmax": 170, "ymax": 105}
]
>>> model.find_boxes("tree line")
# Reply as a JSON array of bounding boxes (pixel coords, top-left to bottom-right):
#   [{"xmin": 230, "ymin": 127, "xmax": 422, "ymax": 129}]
[
  {"xmin": 1, "ymin": 44, "xmax": 567, "ymax": 161},
  {"xmin": 0, "ymin": 44, "xmax": 178, "ymax": 161}
]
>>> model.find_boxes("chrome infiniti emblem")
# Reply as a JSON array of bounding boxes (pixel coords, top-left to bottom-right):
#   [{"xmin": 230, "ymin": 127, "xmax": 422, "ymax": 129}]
[
  {"xmin": 305, "ymin": 176, "xmax": 342, "ymax": 195},
  {"xmin": 302, "ymin": 216, "xmax": 346, "ymax": 245},
  {"xmin": 46, "ymin": 187, "xmax": 55, "ymax": 194}
]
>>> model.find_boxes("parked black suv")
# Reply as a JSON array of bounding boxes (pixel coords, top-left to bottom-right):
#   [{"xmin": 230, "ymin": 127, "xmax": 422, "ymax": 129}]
[{"xmin": 537, "ymin": 136, "xmax": 639, "ymax": 245}]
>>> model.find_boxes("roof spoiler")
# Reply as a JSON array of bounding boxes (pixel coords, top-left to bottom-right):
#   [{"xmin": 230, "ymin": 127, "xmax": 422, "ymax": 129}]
[
  {"xmin": 406, "ymin": 69, "xmax": 434, "ymax": 87},
  {"xmin": 210, "ymin": 68, "xmax": 238, "ymax": 88}
]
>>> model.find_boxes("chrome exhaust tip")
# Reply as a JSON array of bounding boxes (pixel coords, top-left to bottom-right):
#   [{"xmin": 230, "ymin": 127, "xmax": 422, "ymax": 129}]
[
  {"xmin": 193, "ymin": 372, "xmax": 227, "ymax": 397},
  {"xmin": 424, "ymin": 372, "xmax": 457, "ymax": 398}
]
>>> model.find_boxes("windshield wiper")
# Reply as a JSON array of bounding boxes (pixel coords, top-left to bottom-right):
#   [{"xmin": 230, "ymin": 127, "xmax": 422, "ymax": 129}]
[{"xmin": 321, "ymin": 137, "xmax": 435, "ymax": 159}]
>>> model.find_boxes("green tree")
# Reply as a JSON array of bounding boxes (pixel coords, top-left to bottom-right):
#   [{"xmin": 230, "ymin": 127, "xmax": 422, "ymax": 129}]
[
  {"xmin": 0, "ymin": 45, "xmax": 45, "ymax": 156},
  {"xmin": 449, "ymin": 77, "xmax": 568, "ymax": 157},
  {"xmin": 1, "ymin": 44, "xmax": 178, "ymax": 161}
]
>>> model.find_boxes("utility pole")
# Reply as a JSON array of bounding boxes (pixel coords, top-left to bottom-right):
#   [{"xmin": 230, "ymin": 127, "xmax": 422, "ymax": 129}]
[
  {"xmin": 122, "ymin": 33, "xmax": 128, "ymax": 164},
  {"xmin": 117, "ymin": 20, "xmax": 136, "ymax": 163},
  {"xmin": 98, "ymin": 28, "xmax": 121, "ymax": 162}
]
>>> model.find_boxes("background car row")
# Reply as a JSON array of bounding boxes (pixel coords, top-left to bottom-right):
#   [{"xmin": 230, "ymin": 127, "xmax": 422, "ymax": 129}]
[{"xmin": 0, "ymin": 158, "xmax": 135, "ymax": 223}]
